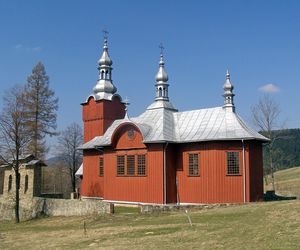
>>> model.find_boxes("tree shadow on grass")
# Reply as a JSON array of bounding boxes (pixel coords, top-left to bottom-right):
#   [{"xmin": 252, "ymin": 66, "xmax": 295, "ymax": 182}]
[{"xmin": 264, "ymin": 190, "xmax": 297, "ymax": 201}]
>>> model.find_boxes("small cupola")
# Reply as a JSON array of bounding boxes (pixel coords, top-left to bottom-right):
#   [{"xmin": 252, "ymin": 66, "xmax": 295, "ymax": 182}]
[
  {"xmin": 146, "ymin": 44, "xmax": 177, "ymax": 111},
  {"xmin": 222, "ymin": 69, "xmax": 235, "ymax": 112},
  {"xmin": 155, "ymin": 45, "xmax": 169, "ymax": 101},
  {"xmin": 98, "ymin": 38, "xmax": 112, "ymax": 67},
  {"xmin": 92, "ymin": 31, "xmax": 117, "ymax": 100}
]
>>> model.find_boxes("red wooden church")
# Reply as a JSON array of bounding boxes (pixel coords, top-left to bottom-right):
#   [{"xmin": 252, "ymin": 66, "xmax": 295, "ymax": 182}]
[{"xmin": 77, "ymin": 36, "xmax": 268, "ymax": 205}]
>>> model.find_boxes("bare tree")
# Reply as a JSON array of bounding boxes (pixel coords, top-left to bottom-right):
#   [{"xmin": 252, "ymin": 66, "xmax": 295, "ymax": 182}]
[
  {"xmin": 0, "ymin": 85, "xmax": 31, "ymax": 223},
  {"xmin": 251, "ymin": 94, "xmax": 281, "ymax": 190},
  {"xmin": 24, "ymin": 62, "xmax": 58, "ymax": 159},
  {"xmin": 56, "ymin": 123, "xmax": 83, "ymax": 193}
]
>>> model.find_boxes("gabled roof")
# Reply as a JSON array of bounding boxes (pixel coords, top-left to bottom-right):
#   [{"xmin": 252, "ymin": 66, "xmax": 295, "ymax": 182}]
[
  {"xmin": 0, "ymin": 155, "xmax": 47, "ymax": 168},
  {"xmin": 79, "ymin": 104, "xmax": 269, "ymax": 150}
]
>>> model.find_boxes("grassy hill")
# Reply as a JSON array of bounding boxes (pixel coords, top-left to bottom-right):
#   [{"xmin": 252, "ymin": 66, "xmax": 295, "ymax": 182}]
[
  {"xmin": 1, "ymin": 167, "xmax": 299, "ymax": 249},
  {"xmin": 0, "ymin": 200, "xmax": 299, "ymax": 249},
  {"xmin": 265, "ymin": 166, "xmax": 300, "ymax": 198}
]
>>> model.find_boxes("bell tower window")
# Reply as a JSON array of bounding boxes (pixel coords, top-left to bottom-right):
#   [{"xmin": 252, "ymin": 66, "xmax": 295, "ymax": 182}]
[{"xmin": 159, "ymin": 87, "xmax": 162, "ymax": 97}]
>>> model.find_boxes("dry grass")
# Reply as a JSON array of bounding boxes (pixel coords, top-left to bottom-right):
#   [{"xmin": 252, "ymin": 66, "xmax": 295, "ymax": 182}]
[
  {"xmin": 1, "ymin": 167, "xmax": 299, "ymax": 249},
  {"xmin": 0, "ymin": 200, "xmax": 299, "ymax": 249},
  {"xmin": 265, "ymin": 166, "xmax": 300, "ymax": 197}
]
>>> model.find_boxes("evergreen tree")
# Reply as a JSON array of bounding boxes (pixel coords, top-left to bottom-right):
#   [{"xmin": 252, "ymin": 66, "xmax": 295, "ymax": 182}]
[{"xmin": 24, "ymin": 62, "xmax": 58, "ymax": 159}]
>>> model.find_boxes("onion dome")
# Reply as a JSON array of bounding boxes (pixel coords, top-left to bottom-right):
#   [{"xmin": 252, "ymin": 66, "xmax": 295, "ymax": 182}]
[
  {"xmin": 91, "ymin": 33, "xmax": 117, "ymax": 100},
  {"xmin": 155, "ymin": 54, "xmax": 169, "ymax": 83},
  {"xmin": 154, "ymin": 45, "xmax": 169, "ymax": 102},
  {"xmin": 223, "ymin": 69, "xmax": 235, "ymax": 111},
  {"xmin": 98, "ymin": 38, "xmax": 112, "ymax": 66},
  {"xmin": 146, "ymin": 45, "xmax": 177, "ymax": 111}
]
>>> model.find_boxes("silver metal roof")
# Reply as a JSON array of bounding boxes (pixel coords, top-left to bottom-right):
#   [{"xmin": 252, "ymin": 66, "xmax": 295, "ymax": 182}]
[
  {"xmin": 85, "ymin": 36, "xmax": 117, "ymax": 103},
  {"xmin": 79, "ymin": 104, "xmax": 268, "ymax": 150},
  {"xmin": 0, "ymin": 159, "xmax": 46, "ymax": 168},
  {"xmin": 75, "ymin": 163, "xmax": 83, "ymax": 176}
]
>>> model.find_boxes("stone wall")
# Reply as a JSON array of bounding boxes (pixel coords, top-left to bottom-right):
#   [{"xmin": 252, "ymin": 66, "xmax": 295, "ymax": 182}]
[
  {"xmin": 140, "ymin": 203, "xmax": 233, "ymax": 214},
  {"xmin": 0, "ymin": 167, "xmax": 5, "ymax": 195},
  {"xmin": 2, "ymin": 165, "xmax": 38, "ymax": 200},
  {"xmin": 0, "ymin": 197, "xmax": 110, "ymax": 221}
]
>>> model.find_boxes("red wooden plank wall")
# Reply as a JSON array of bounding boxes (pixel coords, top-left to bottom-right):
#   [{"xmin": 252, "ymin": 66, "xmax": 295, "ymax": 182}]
[
  {"xmin": 81, "ymin": 118, "xmax": 264, "ymax": 204},
  {"xmin": 81, "ymin": 150, "xmax": 104, "ymax": 198},
  {"xmin": 175, "ymin": 141, "xmax": 253, "ymax": 204},
  {"xmin": 104, "ymin": 124, "xmax": 164, "ymax": 204},
  {"xmin": 248, "ymin": 141, "xmax": 264, "ymax": 201},
  {"xmin": 82, "ymin": 96, "xmax": 125, "ymax": 142}
]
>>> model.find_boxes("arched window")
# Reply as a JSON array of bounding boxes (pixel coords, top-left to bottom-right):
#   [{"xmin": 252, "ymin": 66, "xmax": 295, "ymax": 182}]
[
  {"xmin": 159, "ymin": 87, "xmax": 162, "ymax": 97},
  {"xmin": 24, "ymin": 175, "xmax": 29, "ymax": 193},
  {"xmin": 105, "ymin": 70, "xmax": 109, "ymax": 80},
  {"xmin": 101, "ymin": 70, "xmax": 105, "ymax": 79},
  {"xmin": 8, "ymin": 175, "xmax": 12, "ymax": 191}
]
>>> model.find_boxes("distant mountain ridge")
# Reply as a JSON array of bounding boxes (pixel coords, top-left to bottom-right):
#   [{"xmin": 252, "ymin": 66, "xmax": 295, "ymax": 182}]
[{"xmin": 45, "ymin": 156, "xmax": 65, "ymax": 166}]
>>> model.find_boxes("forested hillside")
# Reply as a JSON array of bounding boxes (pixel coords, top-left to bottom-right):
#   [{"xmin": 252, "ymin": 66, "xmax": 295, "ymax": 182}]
[{"xmin": 263, "ymin": 128, "xmax": 300, "ymax": 172}]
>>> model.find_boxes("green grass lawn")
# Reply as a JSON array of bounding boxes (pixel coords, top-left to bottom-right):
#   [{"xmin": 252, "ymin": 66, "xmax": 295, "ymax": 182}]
[
  {"xmin": 0, "ymin": 200, "xmax": 299, "ymax": 249},
  {"xmin": 265, "ymin": 166, "xmax": 300, "ymax": 197}
]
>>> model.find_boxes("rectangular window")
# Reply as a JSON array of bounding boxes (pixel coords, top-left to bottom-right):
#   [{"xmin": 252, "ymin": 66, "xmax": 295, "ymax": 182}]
[
  {"xmin": 227, "ymin": 152, "xmax": 240, "ymax": 175},
  {"xmin": 99, "ymin": 157, "xmax": 104, "ymax": 176},
  {"xmin": 137, "ymin": 155, "xmax": 146, "ymax": 176},
  {"xmin": 116, "ymin": 154, "xmax": 147, "ymax": 177},
  {"xmin": 127, "ymin": 155, "xmax": 135, "ymax": 176},
  {"xmin": 117, "ymin": 155, "xmax": 125, "ymax": 176},
  {"xmin": 188, "ymin": 153, "xmax": 199, "ymax": 176}
]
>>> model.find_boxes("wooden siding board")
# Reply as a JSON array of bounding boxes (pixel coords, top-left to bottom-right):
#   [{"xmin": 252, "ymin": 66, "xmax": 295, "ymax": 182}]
[
  {"xmin": 103, "ymin": 146, "xmax": 164, "ymax": 203},
  {"xmin": 166, "ymin": 144, "xmax": 177, "ymax": 203},
  {"xmin": 82, "ymin": 97, "xmax": 125, "ymax": 142},
  {"xmin": 103, "ymin": 126, "xmax": 164, "ymax": 204},
  {"xmin": 248, "ymin": 141, "xmax": 264, "ymax": 201},
  {"xmin": 176, "ymin": 142, "xmax": 245, "ymax": 203},
  {"xmin": 81, "ymin": 126, "xmax": 263, "ymax": 204},
  {"xmin": 81, "ymin": 150, "xmax": 104, "ymax": 198}
]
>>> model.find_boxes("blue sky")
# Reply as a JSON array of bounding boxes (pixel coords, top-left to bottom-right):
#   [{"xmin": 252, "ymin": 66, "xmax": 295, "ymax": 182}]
[{"xmin": 0, "ymin": 0, "xmax": 300, "ymax": 155}]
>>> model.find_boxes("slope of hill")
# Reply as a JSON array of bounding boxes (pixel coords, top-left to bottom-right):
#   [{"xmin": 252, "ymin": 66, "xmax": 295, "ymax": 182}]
[
  {"xmin": 265, "ymin": 128, "xmax": 300, "ymax": 171},
  {"xmin": 45, "ymin": 156, "xmax": 65, "ymax": 166},
  {"xmin": 1, "ymin": 200, "xmax": 299, "ymax": 249},
  {"xmin": 265, "ymin": 166, "xmax": 300, "ymax": 198}
]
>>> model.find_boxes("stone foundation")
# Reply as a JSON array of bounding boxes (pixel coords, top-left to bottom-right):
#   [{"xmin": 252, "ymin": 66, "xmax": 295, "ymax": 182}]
[{"xmin": 140, "ymin": 203, "xmax": 234, "ymax": 213}]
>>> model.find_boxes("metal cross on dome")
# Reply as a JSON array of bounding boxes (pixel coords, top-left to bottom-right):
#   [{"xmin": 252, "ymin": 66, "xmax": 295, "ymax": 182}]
[
  {"xmin": 159, "ymin": 43, "xmax": 164, "ymax": 55},
  {"xmin": 103, "ymin": 30, "xmax": 109, "ymax": 40}
]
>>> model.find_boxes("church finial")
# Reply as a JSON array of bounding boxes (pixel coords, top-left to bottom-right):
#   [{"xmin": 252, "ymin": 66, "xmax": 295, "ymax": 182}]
[
  {"xmin": 223, "ymin": 68, "xmax": 235, "ymax": 111},
  {"xmin": 103, "ymin": 30, "xmax": 108, "ymax": 50},
  {"xmin": 98, "ymin": 30, "xmax": 112, "ymax": 66},
  {"xmin": 146, "ymin": 44, "xmax": 177, "ymax": 111},
  {"xmin": 155, "ymin": 43, "xmax": 169, "ymax": 101},
  {"xmin": 159, "ymin": 43, "xmax": 164, "ymax": 54},
  {"xmin": 226, "ymin": 68, "xmax": 230, "ymax": 79},
  {"xmin": 92, "ymin": 31, "xmax": 117, "ymax": 100},
  {"xmin": 158, "ymin": 43, "xmax": 166, "ymax": 67}
]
